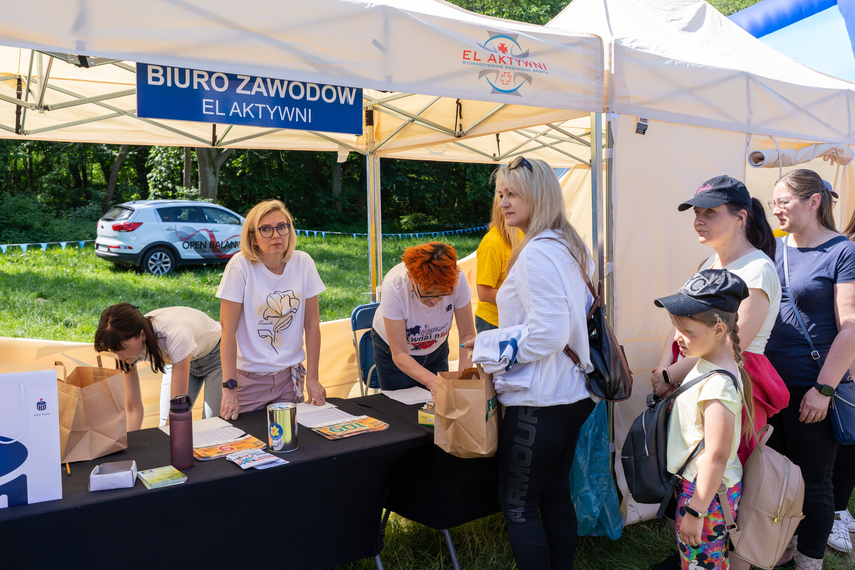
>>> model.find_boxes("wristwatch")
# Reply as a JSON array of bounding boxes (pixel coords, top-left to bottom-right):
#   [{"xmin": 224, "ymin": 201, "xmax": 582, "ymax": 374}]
[
  {"xmin": 684, "ymin": 504, "xmax": 705, "ymax": 519},
  {"xmin": 814, "ymin": 382, "xmax": 836, "ymax": 397},
  {"xmin": 223, "ymin": 378, "xmax": 238, "ymax": 390}
]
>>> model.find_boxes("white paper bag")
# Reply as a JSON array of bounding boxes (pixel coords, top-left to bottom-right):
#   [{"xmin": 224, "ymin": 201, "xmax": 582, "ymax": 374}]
[{"xmin": 0, "ymin": 370, "xmax": 63, "ymax": 508}]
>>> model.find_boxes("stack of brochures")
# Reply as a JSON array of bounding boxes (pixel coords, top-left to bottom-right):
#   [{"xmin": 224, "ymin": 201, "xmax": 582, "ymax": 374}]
[
  {"xmin": 295, "ymin": 402, "xmax": 389, "ymax": 440},
  {"xmin": 137, "ymin": 465, "xmax": 187, "ymax": 489},
  {"xmin": 193, "ymin": 435, "xmax": 267, "ymax": 460}
]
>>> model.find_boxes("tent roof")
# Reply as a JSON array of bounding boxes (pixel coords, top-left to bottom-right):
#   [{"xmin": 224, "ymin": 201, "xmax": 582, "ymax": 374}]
[
  {"xmin": 550, "ymin": 0, "xmax": 855, "ymax": 144},
  {"xmin": 0, "ymin": 0, "xmax": 603, "ymax": 166}
]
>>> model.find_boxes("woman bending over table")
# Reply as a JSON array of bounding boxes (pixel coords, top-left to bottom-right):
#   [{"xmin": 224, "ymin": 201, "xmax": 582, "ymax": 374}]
[
  {"xmin": 94, "ymin": 304, "xmax": 223, "ymax": 430},
  {"xmin": 371, "ymin": 241, "xmax": 476, "ymax": 400},
  {"xmin": 216, "ymin": 199, "xmax": 326, "ymax": 421}
]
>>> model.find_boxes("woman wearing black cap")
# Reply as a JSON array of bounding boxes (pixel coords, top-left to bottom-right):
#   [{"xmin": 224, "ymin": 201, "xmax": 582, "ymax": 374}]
[
  {"xmin": 764, "ymin": 169, "xmax": 855, "ymax": 570},
  {"xmin": 649, "ymin": 175, "xmax": 789, "ymax": 570}
]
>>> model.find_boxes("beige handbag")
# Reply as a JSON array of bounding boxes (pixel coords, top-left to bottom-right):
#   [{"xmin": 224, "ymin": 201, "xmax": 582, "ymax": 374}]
[{"xmin": 721, "ymin": 425, "xmax": 805, "ymax": 569}]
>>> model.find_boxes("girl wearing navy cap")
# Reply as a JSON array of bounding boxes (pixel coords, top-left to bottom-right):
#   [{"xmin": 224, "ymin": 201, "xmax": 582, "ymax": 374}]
[{"xmin": 655, "ymin": 268, "xmax": 753, "ymax": 569}]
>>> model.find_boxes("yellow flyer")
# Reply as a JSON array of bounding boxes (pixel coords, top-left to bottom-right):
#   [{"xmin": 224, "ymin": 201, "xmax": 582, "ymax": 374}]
[{"xmin": 312, "ymin": 416, "xmax": 389, "ymax": 440}]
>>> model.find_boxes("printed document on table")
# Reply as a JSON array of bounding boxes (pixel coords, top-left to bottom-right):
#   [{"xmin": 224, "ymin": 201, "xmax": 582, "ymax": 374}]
[
  {"xmin": 382, "ymin": 386, "xmax": 433, "ymax": 405},
  {"xmin": 297, "ymin": 405, "xmax": 363, "ymax": 428},
  {"xmin": 160, "ymin": 416, "xmax": 246, "ymax": 448}
]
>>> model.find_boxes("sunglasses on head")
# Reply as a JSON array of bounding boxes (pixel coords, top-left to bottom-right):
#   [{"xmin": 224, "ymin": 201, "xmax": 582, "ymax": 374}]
[{"xmin": 507, "ymin": 156, "xmax": 533, "ymax": 172}]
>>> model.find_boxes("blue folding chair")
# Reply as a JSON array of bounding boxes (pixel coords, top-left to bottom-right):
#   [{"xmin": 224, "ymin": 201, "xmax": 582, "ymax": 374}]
[{"xmin": 351, "ymin": 303, "xmax": 380, "ymax": 396}]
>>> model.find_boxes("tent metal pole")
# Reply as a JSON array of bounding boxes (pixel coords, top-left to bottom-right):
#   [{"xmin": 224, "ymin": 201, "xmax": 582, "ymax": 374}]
[
  {"xmin": 604, "ymin": 114, "xmax": 617, "ymax": 458},
  {"xmin": 365, "ymin": 108, "xmax": 383, "ymax": 301},
  {"xmin": 590, "ymin": 113, "xmax": 605, "ymax": 283}
]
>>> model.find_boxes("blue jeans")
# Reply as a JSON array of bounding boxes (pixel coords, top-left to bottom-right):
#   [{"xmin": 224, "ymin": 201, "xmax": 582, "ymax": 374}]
[
  {"xmin": 475, "ymin": 315, "xmax": 498, "ymax": 333},
  {"xmin": 158, "ymin": 342, "xmax": 224, "ymax": 425},
  {"xmin": 371, "ymin": 329, "xmax": 449, "ymax": 391}
]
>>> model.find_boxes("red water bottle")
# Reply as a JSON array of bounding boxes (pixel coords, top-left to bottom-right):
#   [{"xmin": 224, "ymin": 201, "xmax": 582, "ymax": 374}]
[{"xmin": 169, "ymin": 394, "xmax": 194, "ymax": 470}]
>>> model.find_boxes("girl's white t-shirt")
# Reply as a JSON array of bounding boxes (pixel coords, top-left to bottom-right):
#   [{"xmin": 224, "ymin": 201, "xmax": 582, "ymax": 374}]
[
  {"xmin": 372, "ymin": 262, "xmax": 471, "ymax": 356},
  {"xmin": 216, "ymin": 251, "xmax": 325, "ymax": 373},
  {"xmin": 144, "ymin": 306, "xmax": 221, "ymax": 364}
]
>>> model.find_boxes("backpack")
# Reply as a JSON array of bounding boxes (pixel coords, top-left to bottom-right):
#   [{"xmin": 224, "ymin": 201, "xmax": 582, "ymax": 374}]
[
  {"xmin": 534, "ymin": 236, "xmax": 633, "ymax": 402},
  {"xmin": 621, "ymin": 369, "xmax": 734, "ymax": 517},
  {"xmin": 721, "ymin": 425, "xmax": 805, "ymax": 570},
  {"xmin": 563, "ymin": 278, "xmax": 633, "ymax": 402}
]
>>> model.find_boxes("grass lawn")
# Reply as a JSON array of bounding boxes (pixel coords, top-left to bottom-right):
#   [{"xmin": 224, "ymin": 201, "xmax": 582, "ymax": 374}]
[
  {"xmin": 0, "ymin": 233, "xmax": 482, "ymax": 342},
  {"xmin": 3, "ymin": 235, "xmax": 855, "ymax": 569}
]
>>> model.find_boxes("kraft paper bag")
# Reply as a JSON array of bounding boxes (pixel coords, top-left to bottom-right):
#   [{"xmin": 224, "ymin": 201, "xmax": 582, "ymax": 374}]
[
  {"xmin": 56, "ymin": 356, "xmax": 127, "ymax": 464},
  {"xmin": 434, "ymin": 367, "xmax": 499, "ymax": 459},
  {"xmin": 0, "ymin": 370, "xmax": 63, "ymax": 508}
]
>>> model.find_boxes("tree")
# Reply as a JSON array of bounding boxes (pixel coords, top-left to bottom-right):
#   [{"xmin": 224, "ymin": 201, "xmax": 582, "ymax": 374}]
[{"xmin": 196, "ymin": 147, "xmax": 234, "ymax": 202}]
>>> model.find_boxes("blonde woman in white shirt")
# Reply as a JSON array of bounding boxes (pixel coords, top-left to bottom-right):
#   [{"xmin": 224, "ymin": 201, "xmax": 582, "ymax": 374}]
[
  {"xmin": 216, "ymin": 200, "xmax": 326, "ymax": 421},
  {"xmin": 466, "ymin": 157, "xmax": 595, "ymax": 570}
]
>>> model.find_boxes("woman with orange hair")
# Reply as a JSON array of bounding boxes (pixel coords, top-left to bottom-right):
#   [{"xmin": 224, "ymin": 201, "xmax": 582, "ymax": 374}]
[{"xmin": 371, "ymin": 241, "xmax": 476, "ymax": 398}]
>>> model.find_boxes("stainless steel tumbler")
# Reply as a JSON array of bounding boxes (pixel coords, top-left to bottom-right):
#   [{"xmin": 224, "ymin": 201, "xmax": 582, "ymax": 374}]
[{"xmin": 267, "ymin": 402, "xmax": 298, "ymax": 452}]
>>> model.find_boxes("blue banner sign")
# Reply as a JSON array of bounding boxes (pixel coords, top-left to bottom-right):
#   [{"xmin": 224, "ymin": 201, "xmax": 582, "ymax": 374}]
[{"xmin": 136, "ymin": 64, "xmax": 363, "ymax": 135}]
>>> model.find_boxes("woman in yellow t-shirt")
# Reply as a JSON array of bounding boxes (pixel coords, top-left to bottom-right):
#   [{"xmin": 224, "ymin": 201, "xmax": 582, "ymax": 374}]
[{"xmin": 475, "ymin": 192, "xmax": 521, "ymax": 333}]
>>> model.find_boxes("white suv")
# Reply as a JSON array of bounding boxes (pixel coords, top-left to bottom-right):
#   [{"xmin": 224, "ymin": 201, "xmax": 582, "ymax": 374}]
[{"xmin": 95, "ymin": 200, "xmax": 244, "ymax": 275}]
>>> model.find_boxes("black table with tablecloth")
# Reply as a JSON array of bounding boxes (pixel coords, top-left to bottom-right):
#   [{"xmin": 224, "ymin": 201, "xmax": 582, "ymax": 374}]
[
  {"xmin": 0, "ymin": 397, "xmax": 425, "ymax": 570},
  {"xmin": 345, "ymin": 394, "xmax": 501, "ymax": 530}
]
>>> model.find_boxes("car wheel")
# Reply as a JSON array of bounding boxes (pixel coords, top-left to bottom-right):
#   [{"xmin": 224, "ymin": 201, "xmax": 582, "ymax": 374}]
[{"xmin": 141, "ymin": 247, "xmax": 176, "ymax": 275}]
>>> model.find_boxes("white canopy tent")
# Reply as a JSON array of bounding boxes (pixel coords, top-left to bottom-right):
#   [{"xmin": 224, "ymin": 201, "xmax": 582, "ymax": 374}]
[{"xmin": 2, "ymin": 0, "xmax": 855, "ymax": 523}]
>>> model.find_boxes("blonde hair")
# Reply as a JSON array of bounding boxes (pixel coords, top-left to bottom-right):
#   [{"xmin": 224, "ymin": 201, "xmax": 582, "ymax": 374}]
[
  {"xmin": 675, "ymin": 309, "xmax": 757, "ymax": 444},
  {"xmin": 240, "ymin": 200, "xmax": 297, "ymax": 263},
  {"xmin": 494, "ymin": 157, "xmax": 591, "ymax": 278},
  {"xmin": 489, "ymin": 191, "xmax": 521, "ymax": 249}
]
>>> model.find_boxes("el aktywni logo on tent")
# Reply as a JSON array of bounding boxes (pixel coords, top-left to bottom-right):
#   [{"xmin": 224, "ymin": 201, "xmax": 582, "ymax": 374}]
[{"xmin": 461, "ymin": 30, "xmax": 549, "ymax": 96}]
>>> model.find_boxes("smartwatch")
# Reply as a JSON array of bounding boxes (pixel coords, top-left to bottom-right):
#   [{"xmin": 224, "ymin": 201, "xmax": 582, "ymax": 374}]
[
  {"xmin": 684, "ymin": 504, "xmax": 705, "ymax": 519},
  {"xmin": 814, "ymin": 382, "xmax": 836, "ymax": 397},
  {"xmin": 223, "ymin": 378, "xmax": 238, "ymax": 390}
]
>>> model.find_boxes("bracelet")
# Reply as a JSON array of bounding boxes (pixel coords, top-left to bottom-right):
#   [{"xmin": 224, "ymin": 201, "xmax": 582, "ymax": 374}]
[{"xmin": 684, "ymin": 504, "xmax": 705, "ymax": 519}]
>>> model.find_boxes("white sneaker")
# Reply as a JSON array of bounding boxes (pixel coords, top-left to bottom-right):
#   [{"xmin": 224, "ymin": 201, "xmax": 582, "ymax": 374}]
[
  {"xmin": 838, "ymin": 509, "xmax": 855, "ymax": 533},
  {"xmin": 828, "ymin": 514, "xmax": 853, "ymax": 553}
]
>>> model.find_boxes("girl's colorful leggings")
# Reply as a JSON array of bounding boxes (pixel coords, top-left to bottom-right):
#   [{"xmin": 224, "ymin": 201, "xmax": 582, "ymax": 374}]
[{"xmin": 675, "ymin": 478, "xmax": 741, "ymax": 570}]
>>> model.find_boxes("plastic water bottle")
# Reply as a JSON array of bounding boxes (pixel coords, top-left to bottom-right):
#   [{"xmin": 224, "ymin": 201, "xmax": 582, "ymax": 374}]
[{"xmin": 168, "ymin": 394, "xmax": 194, "ymax": 470}]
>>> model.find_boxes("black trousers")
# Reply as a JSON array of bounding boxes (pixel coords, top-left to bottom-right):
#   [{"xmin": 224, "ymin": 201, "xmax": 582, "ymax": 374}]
[{"xmin": 498, "ymin": 398, "xmax": 595, "ymax": 570}]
